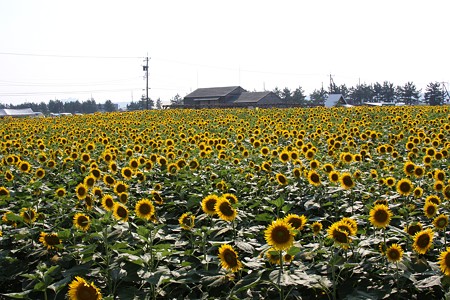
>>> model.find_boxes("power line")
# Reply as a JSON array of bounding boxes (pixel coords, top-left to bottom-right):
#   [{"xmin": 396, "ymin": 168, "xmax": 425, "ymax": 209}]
[
  {"xmin": 0, "ymin": 51, "xmax": 142, "ymax": 59},
  {"xmin": 0, "ymin": 77, "xmax": 141, "ymax": 87}
]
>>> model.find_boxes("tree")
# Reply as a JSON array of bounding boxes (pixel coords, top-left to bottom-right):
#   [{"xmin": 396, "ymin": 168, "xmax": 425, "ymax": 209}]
[
  {"xmin": 272, "ymin": 87, "xmax": 282, "ymax": 98},
  {"xmin": 348, "ymin": 83, "xmax": 373, "ymax": 105},
  {"xmin": 281, "ymin": 87, "xmax": 292, "ymax": 103},
  {"xmin": 396, "ymin": 82, "xmax": 421, "ymax": 105},
  {"xmin": 309, "ymin": 87, "xmax": 328, "ymax": 106},
  {"xmin": 372, "ymin": 82, "xmax": 383, "ymax": 102},
  {"xmin": 170, "ymin": 94, "xmax": 183, "ymax": 105},
  {"xmin": 424, "ymin": 82, "xmax": 445, "ymax": 106},
  {"xmin": 381, "ymin": 81, "xmax": 396, "ymax": 103},
  {"xmin": 48, "ymin": 99, "xmax": 64, "ymax": 113},
  {"xmin": 82, "ymin": 99, "xmax": 98, "ymax": 114},
  {"xmin": 291, "ymin": 86, "xmax": 307, "ymax": 106},
  {"xmin": 64, "ymin": 100, "xmax": 82, "ymax": 114},
  {"xmin": 156, "ymin": 98, "xmax": 162, "ymax": 109},
  {"xmin": 103, "ymin": 100, "xmax": 117, "ymax": 112}
]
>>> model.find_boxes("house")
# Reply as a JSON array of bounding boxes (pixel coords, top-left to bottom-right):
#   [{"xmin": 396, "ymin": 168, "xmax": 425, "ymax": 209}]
[
  {"xmin": 324, "ymin": 94, "xmax": 352, "ymax": 108},
  {"xmin": 182, "ymin": 86, "xmax": 282, "ymax": 108},
  {"xmin": 0, "ymin": 108, "xmax": 43, "ymax": 118}
]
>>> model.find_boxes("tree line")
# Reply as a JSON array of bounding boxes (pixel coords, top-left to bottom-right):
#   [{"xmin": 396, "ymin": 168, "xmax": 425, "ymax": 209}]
[
  {"xmin": 271, "ymin": 81, "xmax": 449, "ymax": 106},
  {"xmin": 0, "ymin": 99, "xmax": 118, "ymax": 114}
]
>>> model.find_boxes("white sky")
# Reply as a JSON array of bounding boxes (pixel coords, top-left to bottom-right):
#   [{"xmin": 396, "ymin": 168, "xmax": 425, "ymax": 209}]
[{"xmin": 0, "ymin": 0, "xmax": 449, "ymax": 105}]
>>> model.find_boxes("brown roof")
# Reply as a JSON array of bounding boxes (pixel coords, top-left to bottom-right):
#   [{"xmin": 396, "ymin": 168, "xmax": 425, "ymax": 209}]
[{"xmin": 184, "ymin": 86, "xmax": 244, "ymax": 98}]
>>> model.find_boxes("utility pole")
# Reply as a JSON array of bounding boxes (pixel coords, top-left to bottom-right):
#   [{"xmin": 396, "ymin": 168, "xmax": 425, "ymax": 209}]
[
  {"xmin": 329, "ymin": 74, "xmax": 335, "ymax": 93},
  {"xmin": 143, "ymin": 56, "xmax": 150, "ymax": 109}
]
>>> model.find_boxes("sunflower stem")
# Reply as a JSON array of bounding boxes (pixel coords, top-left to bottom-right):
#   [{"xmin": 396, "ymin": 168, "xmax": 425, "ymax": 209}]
[{"xmin": 277, "ymin": 250, "xmax": 284, "ymax": 300}]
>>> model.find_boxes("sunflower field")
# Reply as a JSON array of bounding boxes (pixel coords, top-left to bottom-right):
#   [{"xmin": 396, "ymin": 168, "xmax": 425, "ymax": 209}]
[{"xmin": 1, "ymin": 106, "xmax": 450, "ymax": 299}]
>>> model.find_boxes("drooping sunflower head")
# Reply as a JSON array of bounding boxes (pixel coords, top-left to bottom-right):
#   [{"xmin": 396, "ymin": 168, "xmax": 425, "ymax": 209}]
[
  {"xmin": 135, "ymin": 198, "xmax": 155, "ymax": 221},
  {"xmin": 284, "ymin": 214, "xmax": 307, "ymax": 231},
  {"xmin": 369, "ymin": 204, "xmax": 392, "ymax": 229},
  {"xmin": 439, "ymin": 248, "xmax": 450, "ymax": 276},
  {"xmin": 218, "ymin": 244, "xmax": 243, "ymax": 272},
  {"xmin": 339, "ymin": 172, "xmax": 354, "ymax": 190},
  {"xmin": 215, "ymin": 197, "xmax": 237, "ymax": 222},
  {"xmin": 178, "ymin": 212, "xmax": 195, "ymax": 230},
  {"xmin": 67, "ymin": 276, "xmax": 102, "ymax": 300},
  {"xmin": 327, "ymin": 222, "xmax": 350, "ymax": 247},
  {"xmin": 39, "ymin": 232, "xmax": 61, "ymax": 250},
  {"xmin": 201, "ymin": 194, "xmax": 220, "ymax": 216},
  {"xmin": 433, "ymin": 214, "xmax": 449, "ymax": 231},
  {"xmin": 20, "ymin": 208, "xmax": 37, "ymax": 224},
  {"xmin": 113, "ymin": 202, "xmax": 129, "ymax": 222},
  {"xmin": 385, "ymin": 244, "xmax": 403, "ymax": 263},
  {"xmin": 73, "ymin": 213, "xmax": 90, "ymax": 231},
  {"xmin": 275, "ymin": 173, "xmax": 288, "ymax": 185},
  {"xmin": 264, "ymin": 219, "xmax": 295, "ymax": 251},
  {"xmin": 412, "ymin": 228, "xmax": 434, "ymax": 255},
  {"xmin": 396, "ymin": 178, "xmax": 413, "ymax": 196},
  {"xmin": 265, "ymin": 248, "xmax": 281, "ymax": 264}
]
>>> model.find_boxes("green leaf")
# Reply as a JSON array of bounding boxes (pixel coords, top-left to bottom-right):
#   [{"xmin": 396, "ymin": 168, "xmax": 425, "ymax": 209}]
[
  {"xmin": 48, "ymin": 276, "xmax": 72, "ymax": 293},
  {"xmin": 1, "ymin": 290, "xmax": 32, "ymax": 299}
]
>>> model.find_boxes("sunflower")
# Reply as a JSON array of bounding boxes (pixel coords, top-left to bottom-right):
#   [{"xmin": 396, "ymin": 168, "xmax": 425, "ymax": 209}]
[
  {"xmin": 39, "ymin": 232, "xmax": 61, "ymax": 250},
  {"xmin": 307, "ymin": 170, "xmax": 321, "ymax": 186},
  {"xmin": 293, "ymin": 168, "xmax": 302, "ymax": 178},
  {"xmin": 179, "ymin": 212, "xmax": 195, "ymax": 230},
  {"xmin": 75, "ymin": 183, "xmax": 88, "ymax": 200},
  {"xmin": 218, "ymin": 244, "xmax": 243, "ymax": 272},
  {"xmin": 412, "ymin": 228, "xmax": 434, "ymax": 255},
  {"xmin": 414, "ymin": 166, "xmax": 425, "ymax": 177},
  {"xmin": 114, "ymin": 181, "xmax": 128, "ymax": 195},
  {"xmin": 121, "ymin": 167, "xmax": 133, "ymax": 180},
  {"xmin": 21, "ymin": 208, "xmax": 37, "ymax": 224},
  {"xmin": 101, "ymin": 195, "xmax": 115, "ymax": 211},
  {"xmin": 434, "ymin": 181, "xmax": 445, "ymax": 193},
  {"xmin": 284, "ymin": 252, "xmax": 294, "ymax": 264},
  {"xmin": 275, "ymin": 173, "xmax": 288, "ymax": 185},
  {"xmin": 92, "ymin": 187, "xmax": 102, "ymax": 198},
  {"xmin": 438, "ymin": 248, "xmax": 450, "ymax": 276},
  {"xmin": 424, "ymin": 201, "xmax": 438, "ymax": 218},
  {"xmin": 433, "ymin": 214, "xmax": 449, "ymax": 231},
  {"xmin": 434, "ymin": 169, "xmax": 446, "ymax": 182},
  {"xmin": 396, "ymin": 178, "xmax": 413, "ymax": 196},
  {"xmin": 189, "ymin": 159, "xmax": 199, "ymax": 170},
  {"xmin": 222, "ymin": 193, "xmax": 238, "ymax": 205},
  {"xmin": 311, "ymin": 221, "xmax": 323, "ymax": 235},
  {"xmin": 405, "ymin": 222, "xmax": 423, "ymax": 236},
  {"xmin": 84, "ymin": 195, "xmax": 94, "ymax": 210},
  {"xmin": 0, "ymin": 186, "xmax": 10, "ymax": 198},
  {"xmin": 201, "ymin": 194, "xmax": 219, "ymax": 215},
  {"xmin": 385, "ymin": 177, "xmax": 396, "ymax": 187},
  {"xmin": 73, "ymin": 213, "xmax": 90, "ymax": 231},
  {"xmin": 322, "ymin": 163, "xmax": 334, "ymax": 173},
  {"xmin": 328, "ymin": 171, "xmax": 340, "ymax": 183},
  {"xmin": 426, "ymin": 195, "xmax": 441, "ymax": 205},
  {"xmin": 444, "ymin": 185, "xmax": 450, "ymax": 201},
  {"xmin": 113, "ymin": 202, "xmax": 129, "ymax": 222},
  {"xmin": 340, "ymin": 217, "xmax": 358, "ymax": 236},
  {"xmin": 413, "ymin": 187, "xmax": 423, "ymax": 198},
  {"xmin": 135, "ymin": 199, "xmax": 155, "ymax": 220},
  {"xmin": 215, "ymin": 197, "xmax": 237, "ymax": 222},
  {"xmin": 284, "ymin": 214, "xmax": 307, "ymax": 231},
  {"xmin": 339, "ymin": 172, "xmax": 354, "ymax": 190},
  {"xmin": 266, "ymin": 248, "xmax": 281, "ymax": 264},
  {"xmin": 5, "ymin": 170, "xmax": 14, "ymax": 181},
  {"xmin": 151, "ymin": 191, "xmax": 163, "ymax": 205},
  {"xmin": 35, "ymin": 168, "xmax": 45, "ymax": 179},
  {"xmin": 19, "ymin": 161, "xmax": 31, "ymax": 173},
  {"xmin": 67, "ymin": 276, "xmax": 102, "ymax": 300},
  {"xmin": 369, "ymin": 204, "xmax": 392, "ymax": 228},
  {"xmin": 265, "ymin": 219, "xmax": 295, "ymax": 251},
  {"xmin": 103, "ymin": 174, "xmax": 115, "ymax": 186},
  {"xmin": 83, "ymin": 175, "xmax": 96, "ymax": 188},
  {"xmin": 403, "ymin": 161, "xmax": 416, "ymax": 176},
  {"xmin": 327, "ymin": 222, "xmax": 350, "ymax": 247},
  {"xmin": 385, "ymin": 244, "xmax": 403, "ymax": 263}
]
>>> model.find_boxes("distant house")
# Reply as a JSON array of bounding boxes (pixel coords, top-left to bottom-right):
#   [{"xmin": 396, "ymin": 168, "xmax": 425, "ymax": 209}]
[
  {"xmin": 182, "ymin": 86, "xmax": 282, "ymax": 108},
  {"xmin": 324, "ymin": 94, "xmax": 352, "ymax": 108},
  {"xmin": 0, "ymin": 108, "xmax": 43, "ymax": 118}
]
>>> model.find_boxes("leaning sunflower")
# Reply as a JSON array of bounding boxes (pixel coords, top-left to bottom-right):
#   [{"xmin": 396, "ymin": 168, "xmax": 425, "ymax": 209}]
[
  {"xmin": 20, "ymin": 208, "xmax": 37, "ymax": 224},
  {"xmin": 67, "ymin": 276, "xmax": 102, "ymax": 300},
  {"xmin": 179, "ymin": 212, "xmax": 195, "ymax": 230},
  {"xmin": 433, "ymin": 214, "xmax": 449, "ymax": 231},
  {"xmin": 215, "ymin": 197, "xmax": 237, "ymax": 222},
  {"xmin": 73, "ymin": 213, "xmax": 90, "ymax": 231},
  {"xmin": 275, "ymin": 173, "xmax": 288, "ymax": 185},
  {"xmin": 369, "ymin": 204, "xmax": 392, "ymax": 229},
  {"xmin": 412, "ymin": 228, "xmax": 434, "ymax": 255},
  {"xmin": 201, "ymin": 194, "xmax": 220, "ymax": 216},
  {"xmin": 339, "ymin": 172, "xmax": 355, "ymax": 190},
  {"xmin": 284, "ymin": 214, "xmax": 307, "ymax": 231},
  {"xmin": 438, "ymin": 247, "xmax": 450, "ymax": 276},
  {"xmin": 218, "ymin": 244, "xmax": 243, "ymax": 272},
  {"xmin": 135, "ymin": 198, "xmax": 155, "ymax": 220},
  {"xmin": 113, "ymin": 202, "xmax": 129, "ymax": 222},
  {"xmin": 264, "ymin": 219, "xmax": 295, "ymax": 251},
  {"xmin": 39, "ymin": 232, "xmax": 62, "ymax": 250}
]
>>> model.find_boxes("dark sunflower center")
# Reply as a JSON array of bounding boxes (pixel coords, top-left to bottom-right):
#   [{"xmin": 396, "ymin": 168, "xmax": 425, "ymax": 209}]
[
  {"xmin": 342, "ymin": 176, "xmax": 353, "ymax": 187},
  {"xmin": 223, "ymin": 250, "xmax": 238, "ymax": 267},
  {"xmin": 445, "ymin": 253, "xmax": 450, "ymax": 268},
  {"xmin": 333, "ymin": 229, "xmax": 348, "ymax": 244},
  {"xmin": 139, "ymin": 203, "xmax": 151, "ymax": 215},
  {"xmin": 206, "ymin": 199, "xmax": 216, "ymax": 212},
  {"xmin": 106, "ymin": 199, "xmax": 114, "ymax": 208},
  {"xmin": 117, "ymin": 207, "xmax": 127, "ymax": 218},
  {"xmin": 374, "ymin": 209, "xmax": 388, "ymax": 223},
  {"xmin": 437, "ymin": 218, "xmax": 448, "ymax": 228},
  {"xmin": 399, "ymin": 182, "xmax": 411, "ymax": 193},
  {"xmin": 116, "ymin": 184, "xmax": 126, "ymax": 193},
  {"xmin": 388, "ymin": 249, "xmax": 400, "ymax": 260},
  {"xmin": 77, "ymin": 216, "xmax": 89, "ymax": 226},
  {"xmin": 417, "ymin": 234, "xmax": 430, "ymax": 248},
  {"xmin": 78, "ymin": 187, "xmax": 87, "ymax": 196},
  {"xmin": 182, "ymin": 216, "xmax": 193, "ymax": 227},
  {"xmin": 272, "ymin": 226, "xmax": 290, "ymax": 244},
  {"xmin": 0, "ymin": 189, "xmax": 8, "ymax": 196},
  {"xmin": 331, "ymin": 174, "xmax": 339, "ymax": 181},
  {"xmin": 427, "ymin": 206, "xmax": 436, "ymax": 215},
  {"xmin": 86, "ymin": 178, "xmax": 95, "ymax": 186},
  {"xmin": 287, "ymin": 218, "xmax": 302, "ymax": 229},
  {"xmin": 219, "ymin": 202, "xmax": 234, "ymax": 217},
  {"xmin": 408, "ymin": 225, "xmax": 421, "ymax": 236},
  {"xmin": 76, "ymin": 285, "xmax": 99, "ymax": 300},
  {"xmin": 45, "ymin": 235, "xmax": 60, "ymax": 246},
  {"xmin": 310, "ymin": 173, "xmax": 320, "ymax": 183}
]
